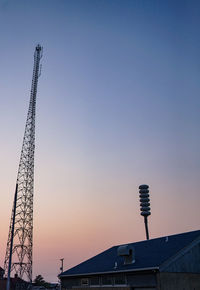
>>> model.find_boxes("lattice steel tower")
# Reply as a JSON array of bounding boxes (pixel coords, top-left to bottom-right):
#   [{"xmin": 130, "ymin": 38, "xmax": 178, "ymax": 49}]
[{"xmin": 4, "ymin": 44, "xmax": 42, "ymax": 285}]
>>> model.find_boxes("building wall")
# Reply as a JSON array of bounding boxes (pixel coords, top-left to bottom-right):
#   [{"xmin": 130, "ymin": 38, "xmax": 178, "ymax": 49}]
[
  {"xmin": 61, "ymin": 272, "xmax": 157, "ymax": 289},
  {"xmin": 157, "ymin": 272, "xmax": 200, "ymax": 290},
  {"xmin": 126, "ymin": 273, "xmax": 156, "ymax": 288},
  {"xmin": 161, "ymin": 240, "xmax": 200, "ymax": 273},
  {"xmin": 61, "ymin": 271, "xmax": 200, "ymax": 290},
  {"xmin": 61, "ymin": 287, "xmax": 131, "ymax": 290}
]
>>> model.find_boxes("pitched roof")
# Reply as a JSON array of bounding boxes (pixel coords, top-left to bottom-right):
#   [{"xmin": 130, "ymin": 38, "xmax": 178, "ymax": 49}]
[{"xmin": 60, "ymin": 230, "xmax": 200, "ymax": 277}]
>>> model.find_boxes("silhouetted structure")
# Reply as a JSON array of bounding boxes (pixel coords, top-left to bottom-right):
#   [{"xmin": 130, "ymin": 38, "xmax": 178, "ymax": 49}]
[
  {"xmin": 59, "ymin": 230, "xmax": 200, "ymax": 290},
  {"xmin": 139, "ymin": 184, "xmax": 151, "ymax": 240},
  {"xmin": 4, "ymin": 45, "xmax": 43, "ymax": 287},
  {"xmin": 0, "ymin": 275, "xmax": 29, "ymax": 290}
]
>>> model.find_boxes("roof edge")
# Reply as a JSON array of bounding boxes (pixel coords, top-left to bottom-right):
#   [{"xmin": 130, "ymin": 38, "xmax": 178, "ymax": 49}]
[
  {"xmin": 59, "ymin": 266, "xmax": 159, "ymax": 278},
  {"xmin": 116, "ymin": 229, "xmax": 200, "ymax": 248}
]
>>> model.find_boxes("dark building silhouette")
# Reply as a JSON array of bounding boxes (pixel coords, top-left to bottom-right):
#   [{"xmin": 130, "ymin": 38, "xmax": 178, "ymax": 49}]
[
  {"xmin": 59, "ymin": 230, "xmax": 200, "ymax": 290},
  {"xmin": 0, "ymin": 275, "xmax": 29, "ymax": 290}
]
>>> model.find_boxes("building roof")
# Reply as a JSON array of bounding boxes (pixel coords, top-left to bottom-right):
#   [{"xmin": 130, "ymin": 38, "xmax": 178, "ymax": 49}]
[
  {"xmin": 0, "ymin": 277, "xmax": 29, "ymax": 290},
  {"xmin": 60, "ymin": 229, "xmax": 200, "ymax": 277}
]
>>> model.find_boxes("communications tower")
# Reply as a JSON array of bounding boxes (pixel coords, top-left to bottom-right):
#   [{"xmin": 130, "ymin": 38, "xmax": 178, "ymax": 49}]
[{"xmin": 4, "ymin": 45, "xmax": 43, "ymax": 286}]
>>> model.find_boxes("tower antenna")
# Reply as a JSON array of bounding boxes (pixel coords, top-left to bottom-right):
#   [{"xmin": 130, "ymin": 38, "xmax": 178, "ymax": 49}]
[{"xmin": 4, "ymin": 44, "xmax": 43, "ymax": 289}]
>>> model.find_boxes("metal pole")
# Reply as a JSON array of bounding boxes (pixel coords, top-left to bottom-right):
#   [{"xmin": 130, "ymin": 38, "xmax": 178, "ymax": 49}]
[
  {"xmin": 6, "ymin": 183, "xmax": 18, "ymax": 290},
  {"xmin": 144, "ymin": 216, "xmax": 149, "ymax": 240},
  {"xmin": 60, "ymin": 258, "xmax": 64, "ymax": 273},
  {"xmin": 60, "ymin": 259, "xmax": 64, "ymax": 290}
]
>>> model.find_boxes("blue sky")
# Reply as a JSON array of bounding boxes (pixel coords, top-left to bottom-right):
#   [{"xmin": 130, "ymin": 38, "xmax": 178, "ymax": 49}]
[{"xmin": 0, "ymin": 0, "xmax": 200, "ymax": 282}]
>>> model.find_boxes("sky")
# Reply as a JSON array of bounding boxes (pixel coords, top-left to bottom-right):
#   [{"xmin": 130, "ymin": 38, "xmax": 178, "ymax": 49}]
[{"xmin": 0, "ymin": 0, "xmax": 200, "ymax": 283}]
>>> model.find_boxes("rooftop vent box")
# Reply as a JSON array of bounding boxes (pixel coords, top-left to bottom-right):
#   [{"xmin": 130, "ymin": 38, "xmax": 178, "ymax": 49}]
[{"xmin": 117, "ymin": 245, "xmax": 135, "ymax": 265}]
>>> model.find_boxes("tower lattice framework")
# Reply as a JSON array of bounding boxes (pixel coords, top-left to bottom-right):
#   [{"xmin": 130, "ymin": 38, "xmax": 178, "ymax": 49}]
[{"xmin": 4, "ymin": 45, "xmax": 42, "ymax": 282}]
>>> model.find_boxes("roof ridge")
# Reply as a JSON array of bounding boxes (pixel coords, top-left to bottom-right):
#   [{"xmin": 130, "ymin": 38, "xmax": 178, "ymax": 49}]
[{"xmin": 115, "ymin": 229, "xmax": 200, "ymax": 247}]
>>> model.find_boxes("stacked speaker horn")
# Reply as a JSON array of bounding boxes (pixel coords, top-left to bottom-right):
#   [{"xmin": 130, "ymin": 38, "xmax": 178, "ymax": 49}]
[{"xmin": 139, "ymin": 184, "xmax": 151, "ymax": 240}]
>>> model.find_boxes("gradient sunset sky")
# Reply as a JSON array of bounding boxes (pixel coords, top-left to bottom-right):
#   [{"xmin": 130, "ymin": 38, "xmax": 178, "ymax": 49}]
[{"xmin": 0, "ymin": 0, "xmax": 200, "ymax": 283}]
